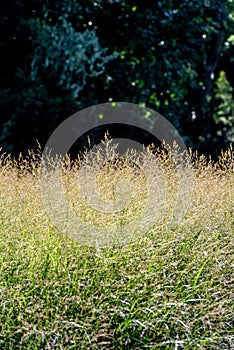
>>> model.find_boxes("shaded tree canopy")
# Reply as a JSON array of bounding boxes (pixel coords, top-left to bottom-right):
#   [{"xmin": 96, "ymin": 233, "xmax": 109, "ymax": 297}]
[{"xmin": 0, "ymin": 0, "xmax": 233, "ymax": 156}]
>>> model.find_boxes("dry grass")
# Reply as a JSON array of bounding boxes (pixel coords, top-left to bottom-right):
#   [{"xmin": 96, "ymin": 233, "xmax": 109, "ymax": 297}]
[{"xmin": 0, "ymin": 141, "xmax": 233, "ymax": 349}]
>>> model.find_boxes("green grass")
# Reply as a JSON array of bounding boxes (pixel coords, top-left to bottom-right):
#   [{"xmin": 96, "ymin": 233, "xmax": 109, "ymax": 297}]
[{"xmin": 0, "ymin": 144, "xmax": 233, "ymax": 349}]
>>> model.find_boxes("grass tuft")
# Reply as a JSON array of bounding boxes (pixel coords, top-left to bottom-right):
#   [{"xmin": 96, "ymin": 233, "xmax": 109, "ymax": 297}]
[{"xmin": 0, "ymin": 142, "xmax": 233, "ymax": 349}]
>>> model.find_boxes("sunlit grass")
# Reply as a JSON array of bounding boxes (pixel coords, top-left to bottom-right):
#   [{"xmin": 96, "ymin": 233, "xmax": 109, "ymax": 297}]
[{"xmin": 0, "ymin": 142, "xmax": 233, "ymax": 349}]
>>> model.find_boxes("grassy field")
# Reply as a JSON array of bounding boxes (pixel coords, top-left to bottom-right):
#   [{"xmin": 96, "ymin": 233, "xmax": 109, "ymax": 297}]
[{"xmin": 0, "ymin": 143, "xmax": 233, "ymax": 349}]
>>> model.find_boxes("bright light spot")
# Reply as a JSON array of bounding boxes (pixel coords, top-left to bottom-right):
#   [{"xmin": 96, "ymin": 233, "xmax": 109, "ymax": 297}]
[
  {"xmin": 108, "ymin": 97, "xmax": 113, "ymax": 102},
  {"xmin": 93, "ymin": 2, "xmax": 98, "ymax": 6},
  {"xmin": 131, "ymin": 82, "xmax": 136, "ymax": 86},
  {"xmin": 159, "ymin": 41, "xmax": 165, "ymax": 46},
  {"xmin": 191, "ymin": 111, "xmax": 196, "ymax": 120},
  {"xmin": 145, "ymin": 111, "xmax": 152, "ymax": 118},
  {"xmin": 88, "ymin": 21, "xmax": 93, "ymax": 26},
  {"xmin": 227, "ymin": 34, "xmax": 234, "ymax": 43},
  {"xmin": 210, "ymin": 72, "xmax": 214, "ymax": 80},
  {"xmin": 202, "ymin": 34, "xmax": 207, "ymax": 39}
]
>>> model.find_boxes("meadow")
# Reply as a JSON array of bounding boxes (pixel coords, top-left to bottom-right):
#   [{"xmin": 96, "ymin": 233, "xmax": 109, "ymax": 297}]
[{"xmin": 0, "ymin": 142, "xmax": 233, "ymax": 349}]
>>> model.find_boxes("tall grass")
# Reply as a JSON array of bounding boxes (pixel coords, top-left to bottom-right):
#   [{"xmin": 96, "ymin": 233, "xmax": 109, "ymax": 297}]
[{"xmin": 0, "ymin": 142, "xmax": 233, "ymax": 349}]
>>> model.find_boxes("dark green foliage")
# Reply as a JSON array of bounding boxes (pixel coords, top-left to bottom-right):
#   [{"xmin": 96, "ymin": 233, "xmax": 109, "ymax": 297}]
[{"xmin": 0, "ymin": 0, "xmax": 233, "ymax": 156}]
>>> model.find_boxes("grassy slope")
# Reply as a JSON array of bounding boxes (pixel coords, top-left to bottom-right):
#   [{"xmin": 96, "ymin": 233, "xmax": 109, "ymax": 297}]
[{"xmin": 0, "ymin": 146, "xmax": 233, "ymax": 349}]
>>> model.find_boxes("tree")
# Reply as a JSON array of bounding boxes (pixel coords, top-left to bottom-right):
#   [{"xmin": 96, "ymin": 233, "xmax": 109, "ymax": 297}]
[{"xmin": 0, "ymin": 0, "xmax": 233, "ymax": 156}]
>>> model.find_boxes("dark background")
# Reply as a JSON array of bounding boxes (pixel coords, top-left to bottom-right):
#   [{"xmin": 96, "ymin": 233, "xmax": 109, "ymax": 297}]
[{"xmin": 0, "ymin": 0, "xmax": 233, "ymax": 158}]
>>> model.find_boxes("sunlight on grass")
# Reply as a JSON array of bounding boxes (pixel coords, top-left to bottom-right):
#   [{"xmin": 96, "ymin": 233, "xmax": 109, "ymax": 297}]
[{"xmin": 0, "ymin": 143, "xmax": 233, "ymax": 349}]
